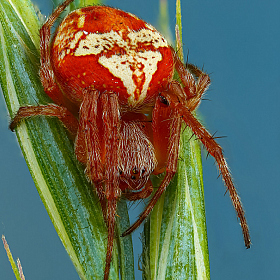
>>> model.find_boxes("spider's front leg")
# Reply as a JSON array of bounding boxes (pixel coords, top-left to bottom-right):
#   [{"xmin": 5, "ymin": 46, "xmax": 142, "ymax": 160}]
[
  {"xmin": 172, "ymin": 49, "xmax": 211, "ymax": 111},
  {"xmin": 102, "ymin": 94, "xmax": 120, "ymax": 280},
  {"xmin": 162, "ymin": 84, "xmax": 251, "ymax": 249},
  {"xmin": 76, "ymin": 90, "xmax": 121, "ymax": 280},
  {"xmin": 171, "ymin": 51, "xmax": 250, "ymax": 247}
]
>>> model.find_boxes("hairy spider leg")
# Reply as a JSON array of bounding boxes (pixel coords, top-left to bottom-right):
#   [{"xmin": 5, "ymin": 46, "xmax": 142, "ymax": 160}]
[
  {"xmin": 76, "ymin": 91, "xmax": 121, "ymax": 280},
  {"xmin": 102, "ymin": 94, "xmax": 120, "ymax": 280},
  {"xmin": 122, "ymin": 97, "xmax": 181, "ymax": 236},
  {"xmin": 75, "ymin": 90, "xmax": 105, "ymax": 209},
  {"xmin": 9, "ymin": 104, "xmax": 78, "ymax": 138},
  {"xmin": 172, "ymin": 51, "xmax": 211, "ymax": 111},
  {"xmin": 40, "ymin": 0, "xmax": 78, "ymax": 113},
  {"xmin": 172, "ymin": 54, "xmax": 251, "ymax": 248},
  {"xmin": 176, "ymin": 93, "xmax": 250, "ymax": 248},
  {"xmin": 173, "ymin": 51, "xmax": 251, "ymax": 247}
]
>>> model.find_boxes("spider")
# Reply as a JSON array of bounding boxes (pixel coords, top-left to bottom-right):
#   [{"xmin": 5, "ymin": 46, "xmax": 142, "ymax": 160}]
[{"xmin": 10, "ymin": 0, "xmax": 250, "ymax": 279}]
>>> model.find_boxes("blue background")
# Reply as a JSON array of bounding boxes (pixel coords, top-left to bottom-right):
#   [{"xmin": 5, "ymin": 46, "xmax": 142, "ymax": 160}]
[{"xmin": 0, "ymin": 0, "xmax": 279, "ymax": 279}]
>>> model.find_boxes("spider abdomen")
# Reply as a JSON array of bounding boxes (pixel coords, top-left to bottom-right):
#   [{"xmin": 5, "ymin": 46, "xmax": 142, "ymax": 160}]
[{"xmin": 51, "ymin": 6, "xmax": 174, "ymax": 107}]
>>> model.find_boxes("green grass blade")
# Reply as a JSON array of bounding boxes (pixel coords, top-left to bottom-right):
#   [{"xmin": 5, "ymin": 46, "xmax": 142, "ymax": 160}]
[
  {"xmin": 116, "ymin": 200, "xmax": 135, "ymax": 280},
  {"xmin": 157, "ymin": 0, "xmax": 173, "ymax": 43},
  {"xmin": 0, "ymin": 0, "xmax": 133, "ymax": 279},
  {"xmin": 142, "ymin": 0, "xmax": 210, "ymax": 279},
  {"xmin": 53, "ymin": 0, "xmax": 103, "ymax": 10},
  {"xmin": 2, "ymin": 235, "xmax": 23, "ymax": 280}
]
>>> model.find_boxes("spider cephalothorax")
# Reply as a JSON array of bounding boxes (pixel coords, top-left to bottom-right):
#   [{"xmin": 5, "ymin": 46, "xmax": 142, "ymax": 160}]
[{"xmin": 10, "ymin": 0, "xmax": 250, "ymax": 279}]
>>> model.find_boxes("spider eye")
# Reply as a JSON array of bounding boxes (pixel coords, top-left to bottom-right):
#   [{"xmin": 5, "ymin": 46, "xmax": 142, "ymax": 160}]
[
  {"xmin": 132, "ymin": 167, "xmax": 139, "ymax": 174},
  {"xmin": 159, "ymin": 94, "xmax": 169, "ymax": 106}
]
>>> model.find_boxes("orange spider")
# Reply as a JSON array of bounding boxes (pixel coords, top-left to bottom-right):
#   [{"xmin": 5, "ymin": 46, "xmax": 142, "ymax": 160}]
[{"xmin": 10, "ymin": 0, "xmax": 250, "ymax": 279}]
